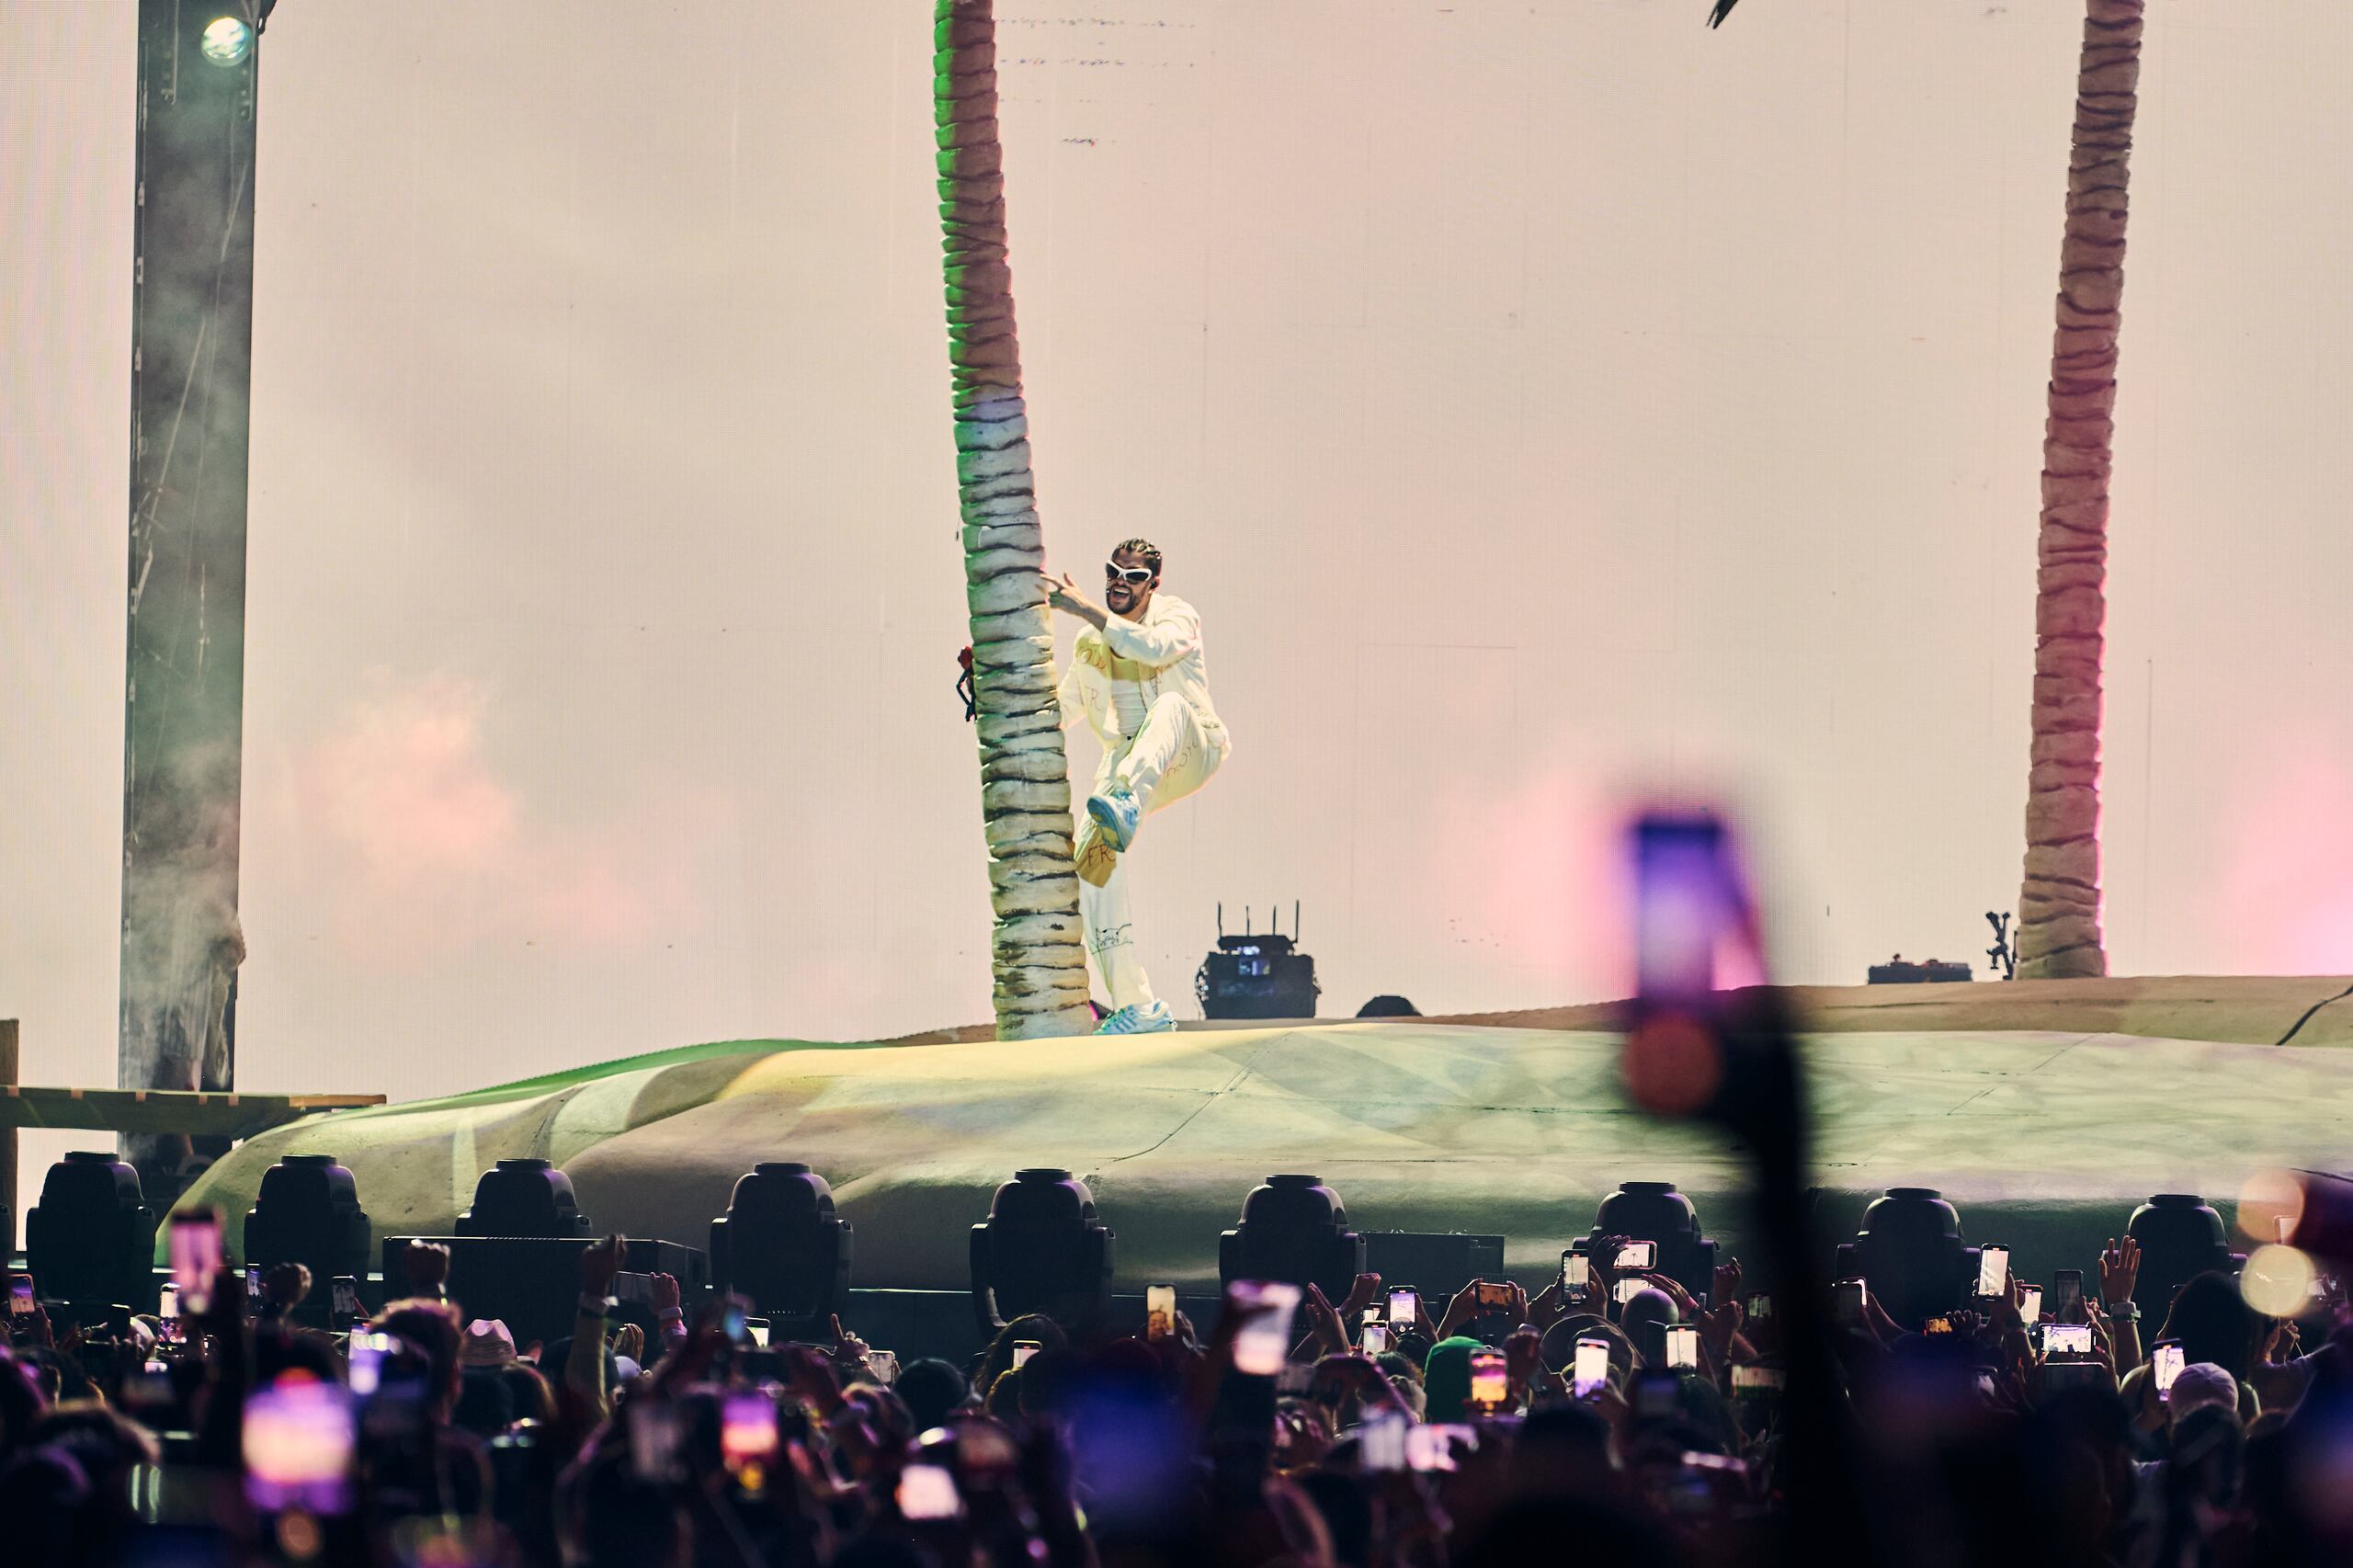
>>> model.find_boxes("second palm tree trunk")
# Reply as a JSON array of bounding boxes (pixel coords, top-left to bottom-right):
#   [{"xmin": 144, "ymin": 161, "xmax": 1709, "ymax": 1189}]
[
  {"xmin": 936, "ymin": 0, "xmax": 1096, "ymax": 1039},
  {"xmin": 2018, "ymin": 0, "xmax": 2143, "ymax": 981}
]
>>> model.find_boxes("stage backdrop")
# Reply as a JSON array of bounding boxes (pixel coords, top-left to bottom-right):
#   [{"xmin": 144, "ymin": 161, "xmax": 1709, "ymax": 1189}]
[{"xmin": 8, "ymin": 2, "xmax": 2353, "ymax": 1204}]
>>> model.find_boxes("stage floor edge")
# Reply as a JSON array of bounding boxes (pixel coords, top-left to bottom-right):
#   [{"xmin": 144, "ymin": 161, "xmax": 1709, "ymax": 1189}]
[{"xmin": 179, "ymin": 977, "xmax": 2353, "ymax": 1299}]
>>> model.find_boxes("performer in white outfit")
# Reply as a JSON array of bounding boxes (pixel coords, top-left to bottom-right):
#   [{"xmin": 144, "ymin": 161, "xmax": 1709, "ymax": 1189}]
[{"xmin": 1042, "ymin": 539, "xmax": 1232, "ymax": 1034}]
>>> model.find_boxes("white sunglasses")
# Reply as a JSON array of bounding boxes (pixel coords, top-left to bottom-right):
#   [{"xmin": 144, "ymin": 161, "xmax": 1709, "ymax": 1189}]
[{"xmin": 1105, "ymin": 561, "xmax": 1155, "ymax": 585}]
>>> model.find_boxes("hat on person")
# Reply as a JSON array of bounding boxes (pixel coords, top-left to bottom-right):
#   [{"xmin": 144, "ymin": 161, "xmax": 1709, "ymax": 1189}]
[
  {"xmin": 2166, "ymin": 1362, "xmax": 2238, "ymax": 1424},
  {"xmin": 1422, "ymin": 1336, "xmax": 1485, "ymax": 1421},
  {"xmin": 459, "ymin": 1317, "xmax": 517, "ymax": 1369}
]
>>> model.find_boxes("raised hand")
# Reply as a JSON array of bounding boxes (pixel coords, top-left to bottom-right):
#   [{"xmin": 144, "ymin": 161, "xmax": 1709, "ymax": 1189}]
[
  {"xmin": 2099, "ymin": 1236, "xmax": 2141, "ymax": 1307},
  {"xmin": 828, "ymin": 1312, "xmax": 873, "ymax": 1368},
  {"xmin": 1302, "ymin": 1282, "xmax": 1348, "ymax": 1356},
  {"xmin": 1338, "ymin": 1272, "xmax": 1384, "ymax": 1323},
  {"xmin": 578, "ymin": 1233, "xmax": 624, "ymax": 1298},
  {"xmin": 1436, "ymin": 1281, "xmax": 1481, "ymax": 1341},
  {"xmin": 1039, "ymin": 571, "xmax": 1107, "ymax": 627},
  {"xmin": 1642, "ymin": 1271, "xmax": 1702, "ymax": 1319},
  {"xmin": 401, "ymin": 1240, "xmax": 452, "ymax": 1299},
  {"xmin": 1504, "ymin": 1327, "xmax": 1559, "ymax": 1403},
  {"xmin": 1588, "ymin": 1236, "xmax": 1631, "ymax": 1297},
  {"xmin": 1698, "ymin": 1298, "xmax": 1743, "ymax": 1365}
]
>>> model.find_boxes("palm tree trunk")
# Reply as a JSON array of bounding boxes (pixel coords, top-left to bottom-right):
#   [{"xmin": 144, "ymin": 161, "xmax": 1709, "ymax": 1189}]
[
  {"xmin": 2018, "ymin": 0, "xmax": 2142, "ymax": 981},
  {"xmin": 935, "ymin": 0, "xmax": 1096, "ymax": 1038}
]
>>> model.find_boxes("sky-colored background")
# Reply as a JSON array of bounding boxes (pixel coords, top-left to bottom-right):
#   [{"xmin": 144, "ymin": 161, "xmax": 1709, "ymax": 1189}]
[{"xmin": 6, "ymin": 1, "xmax": 2351, "ymax": 1201}]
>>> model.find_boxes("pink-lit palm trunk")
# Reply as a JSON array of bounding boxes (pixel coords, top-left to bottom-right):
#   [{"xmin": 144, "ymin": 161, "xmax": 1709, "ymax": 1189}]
[
  {"xmin": 2018, "ymin": 0, "xmax": 2142, "ymax": 980},
  {"xmin": 935, "ymin": 0, "xmax": 1095, "ymax": 1038}
]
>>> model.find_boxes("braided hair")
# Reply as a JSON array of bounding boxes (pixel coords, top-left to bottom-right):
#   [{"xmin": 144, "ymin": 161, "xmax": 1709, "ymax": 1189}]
[{"xmin": 1113, "ymin": 538, "xmax": 1163, "ymax": 579}]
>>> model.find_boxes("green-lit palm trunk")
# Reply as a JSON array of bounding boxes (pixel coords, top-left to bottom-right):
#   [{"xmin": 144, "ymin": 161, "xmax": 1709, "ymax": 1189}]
[
  {"xmin": 935, "ymin": 0, "xmax": 1095, "ymax": 1038},
  {"xmin": 2018, "ymin": 0, "xmax": 2142, "ymax": 981}
]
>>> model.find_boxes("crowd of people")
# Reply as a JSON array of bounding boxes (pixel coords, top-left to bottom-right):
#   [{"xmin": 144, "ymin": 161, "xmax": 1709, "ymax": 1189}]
[{"xmin": 4, "ymin": 1211, "xmax": 2352, "ymax": 1568}]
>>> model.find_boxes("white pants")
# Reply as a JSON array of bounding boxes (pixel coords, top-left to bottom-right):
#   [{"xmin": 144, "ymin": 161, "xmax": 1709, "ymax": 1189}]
[{"xmin": 1080, "ymin": 692, "xmax": 1224, "ymax": 1010}]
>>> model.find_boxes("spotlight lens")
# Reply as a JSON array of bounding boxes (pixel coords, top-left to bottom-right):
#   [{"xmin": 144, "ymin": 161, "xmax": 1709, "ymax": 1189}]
[{"xmin": 199, "ymin": 17, "xmax": 254, "ymax": 66}]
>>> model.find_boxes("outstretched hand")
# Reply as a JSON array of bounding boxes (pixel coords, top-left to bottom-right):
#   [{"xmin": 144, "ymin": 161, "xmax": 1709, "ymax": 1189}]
[
  {"xmin": 2099, "ymin": 1236, "xmax": 2141, "ymax": 1307},
  {"xmin": 1040, "ymin": 571, "xmax": 1108, "ymax": 628}
]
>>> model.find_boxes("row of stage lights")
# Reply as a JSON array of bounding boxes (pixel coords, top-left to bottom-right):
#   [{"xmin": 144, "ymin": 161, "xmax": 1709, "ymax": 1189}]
[{"xmin": 12, "ymin": 1148, "xmax": 2315, "ymax": 1354}]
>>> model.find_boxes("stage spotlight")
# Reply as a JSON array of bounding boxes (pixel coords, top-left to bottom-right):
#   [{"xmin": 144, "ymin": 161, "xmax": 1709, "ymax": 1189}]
[
  {"xmin": 244, "ymin": 1154, "xmax": 372, "ymax": 1314},
  {"xmin": 1832, "ymin": 1186, "xmax": 1983, "ymax": 1330},
  {"xmin": 969, "ymin": 1167, "xmax": 1114, "ymax": 1337},
  {"xmin": 2125, "ymin": 1193, "xmax": 2238, "ymax": 1317},
  {"xmin": 199, "ymin": 17, "xmax": 255, "ymax": 67},
  {"xmin": 1219, "ymin": 1175, "xmax": 1363, "ymax": 1302},
  {"xmin": 453, "ymin": 1158, "xmax": 592, "ymax": 1238},
  {"xmin": 25, "ymin": 1151, "xmax": 157, "ymax": 1310},
  {"xmin": 710, "ymin": 1162, "xmax": 854, "ymax": 1330},
  {"xmin": 1583, "ymin": 1180, "xmax": 1719, "ymax": 1303}
]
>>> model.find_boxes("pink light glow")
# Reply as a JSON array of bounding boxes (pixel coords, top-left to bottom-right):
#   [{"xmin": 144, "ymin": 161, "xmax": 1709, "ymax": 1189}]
[
  {"xmin": 2217, "ymin": 746, "xmax": 2353, "ymax": 975},
  {"xmin": 283, "ymin": 673, "xmax": 720, "ymax": 960},
  {"xmin": 1415, "ymin": 737, "xmax": 1631, "ymax": 1001}
]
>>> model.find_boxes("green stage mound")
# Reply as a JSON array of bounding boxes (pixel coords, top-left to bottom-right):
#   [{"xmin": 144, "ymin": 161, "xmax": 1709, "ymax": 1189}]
[{"xmin": 181, "ymin": 975, "xmax": 2353, "ymax": 1296}]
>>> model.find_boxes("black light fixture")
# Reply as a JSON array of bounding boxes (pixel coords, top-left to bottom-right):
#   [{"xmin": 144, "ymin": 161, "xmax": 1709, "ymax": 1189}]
[
  {"xmin": 454, "ymin": 1158, "xmax": 591, "ymax": 1238},
  {"xmin": 25, "ymin": 1151, "xmax": 157, "ymax": 1310},
  {"xmin": 244, "ymin": 1153, "xmax": 371, "ymax": 1309},
  {"xmin": 1833, "ymin": 1187, "xmax": 1983, "ymax": 1329},
  {"xmin": 1582, "ymin": 1180, "xmax": 1719, "ymax": 1304},
  {"xmin": 710, "ymin": 1163, "xmax": 853, "ymax": 1333},
  {"xmin": 969, "ymin": 1168, "xmax": 1114, "ymax": 1337},
  {"xmin": 2126, "ymin": 1194, "xmax": 2239, "ymax": 1318},
  {"xmin": 1219, "ymin": 1175, "xmax": 1362, "ymax": 1302}
]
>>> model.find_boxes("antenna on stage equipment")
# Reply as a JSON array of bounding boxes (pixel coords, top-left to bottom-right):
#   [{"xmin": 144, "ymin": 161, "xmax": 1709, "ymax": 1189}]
[{"xmin": 1197, "ymin": 901, "xmax": 1321, "ymax": 1020}]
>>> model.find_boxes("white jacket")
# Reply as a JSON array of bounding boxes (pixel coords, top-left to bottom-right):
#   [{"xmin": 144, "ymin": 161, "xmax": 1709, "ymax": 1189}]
[{"xmin": 1055, "ymin": 591, "xmax": 1233, "ymax": 757}]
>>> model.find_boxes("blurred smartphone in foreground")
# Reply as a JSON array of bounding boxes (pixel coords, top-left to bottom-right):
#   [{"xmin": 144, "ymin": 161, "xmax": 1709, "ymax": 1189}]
[
  {"xmin": 1228, "ymin": 1281, "xmax": 1303, "ymax": 1377},
  {"xmin": 167, "ymin": 1211, "xmax": 223, "ymax": 1314},
  {"xmin": 1358, "ymin": 1413, "xmax": 1406, "ymax": 1471},
  {"xmin": 721, "ymin": 1392, "xmax": 779, "ymax": 1472},
  {"xmin": 244, "ymin": 1380, "xmax": 355, "ymax": 1514},
  {"xmin": 1146, "ymin": 1283, "xmax": 1176, "ymax": 1340},
  {"xmin": 1632, "ymin": 814, "xmax": 1745, "ymax": 1003},
  {"xmin": 897, "ymin": 1463, "xmax": 962, "ymax": 1521}
]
